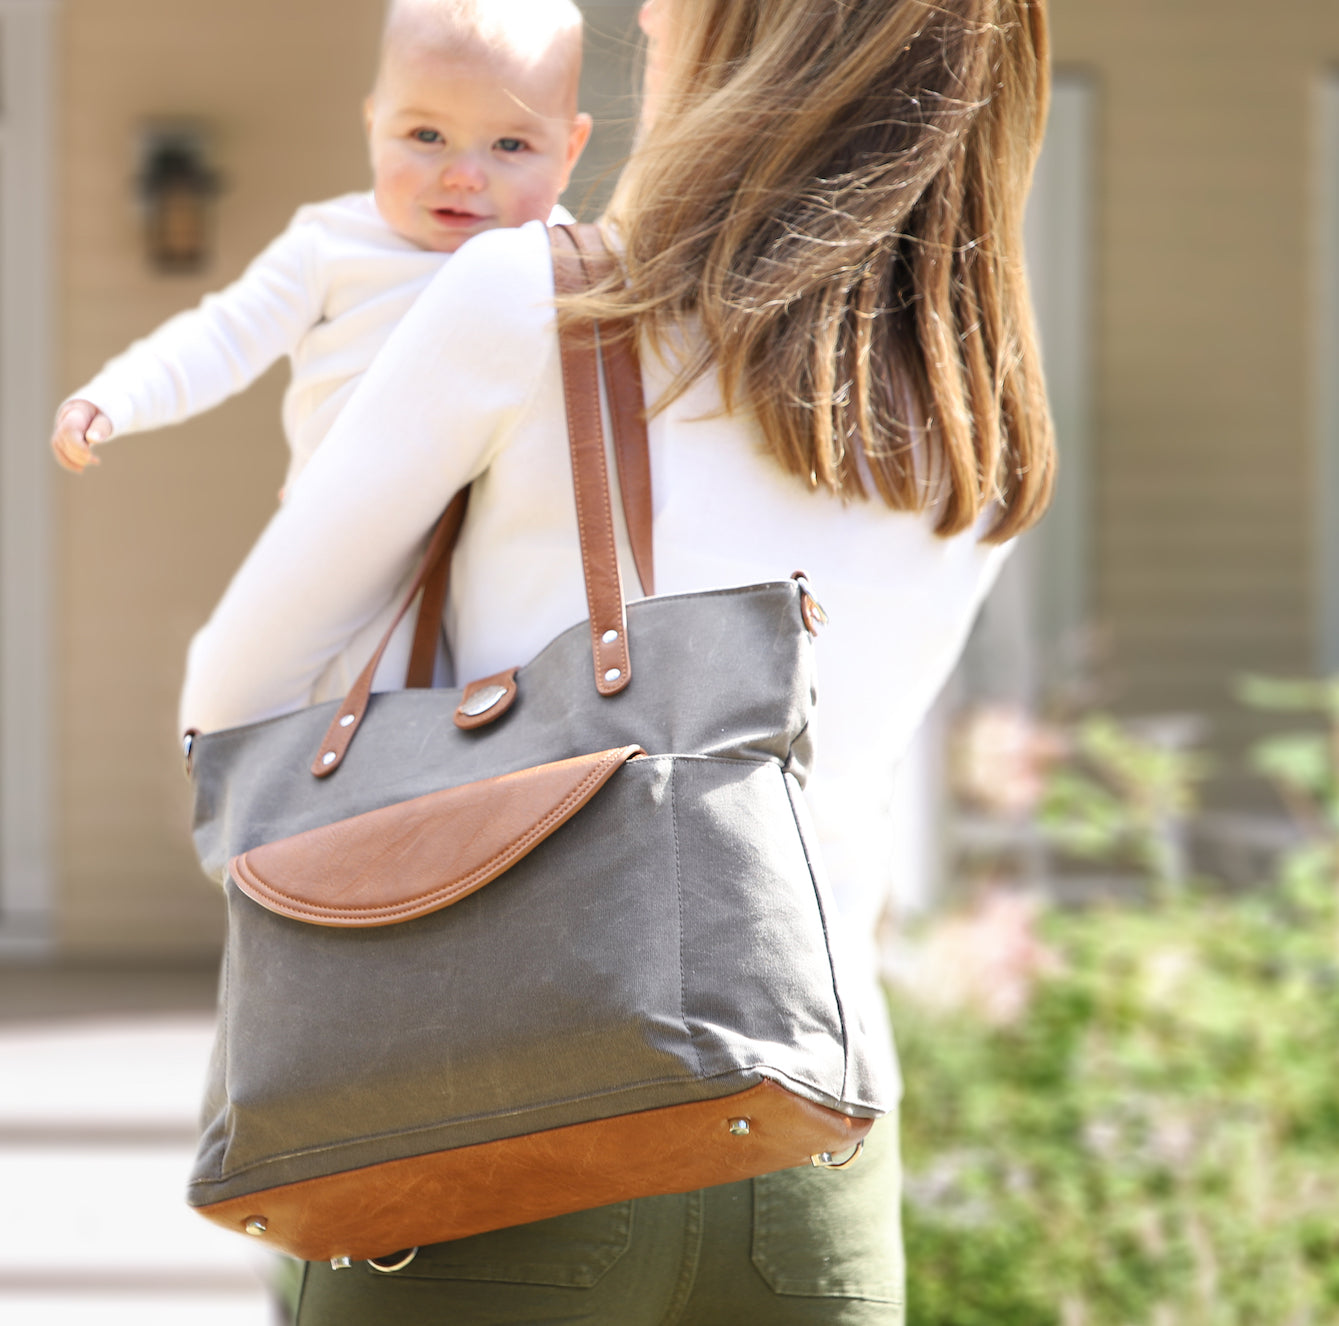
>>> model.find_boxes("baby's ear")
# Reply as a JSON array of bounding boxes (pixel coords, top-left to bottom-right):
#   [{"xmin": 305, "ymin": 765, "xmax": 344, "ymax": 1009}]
[{"xmin": 564, "ymin": 113, "xmax": 594, "ymax": 178}]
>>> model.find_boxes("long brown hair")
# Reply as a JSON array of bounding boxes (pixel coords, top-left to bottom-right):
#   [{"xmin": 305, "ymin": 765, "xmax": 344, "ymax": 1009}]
[{"xmin": 577, "ymin": 0, "xmax": 1053, "ymax": 542}]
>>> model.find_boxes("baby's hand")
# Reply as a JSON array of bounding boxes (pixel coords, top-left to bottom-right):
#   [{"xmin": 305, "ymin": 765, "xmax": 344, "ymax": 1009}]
[{"xmin": 51, "ymin": 399, "xmax": 113, "ymax": 473}]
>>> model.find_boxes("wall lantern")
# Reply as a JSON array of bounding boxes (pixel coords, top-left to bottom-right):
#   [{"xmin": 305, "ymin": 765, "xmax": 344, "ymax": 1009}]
[{"xmin": 137, "ymin": 124, "xmax": 220, "ymax": 274}]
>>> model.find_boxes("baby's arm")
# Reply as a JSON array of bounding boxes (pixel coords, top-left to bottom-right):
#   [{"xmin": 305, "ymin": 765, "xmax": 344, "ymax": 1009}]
[
  {"xmin": 178, "ymin": 223, "xmax": 554, "ymax": 733},
  {"xmin": 50, "ymin": 212, "xmax": 323, "ymax": 472}
]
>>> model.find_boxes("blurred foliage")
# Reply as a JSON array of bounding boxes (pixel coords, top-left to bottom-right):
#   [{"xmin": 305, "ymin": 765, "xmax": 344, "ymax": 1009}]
[
  {"xmin": 896, "ymin": 696, "xmax": 1339, "ymax": 1324},
  {"xmin": 1038, "ymin": 716, "xmax": 1206, "ymax": 887},
  {"xmin": 1240, "ymin": 674, "xmax": 1339, "ymax": 836}
]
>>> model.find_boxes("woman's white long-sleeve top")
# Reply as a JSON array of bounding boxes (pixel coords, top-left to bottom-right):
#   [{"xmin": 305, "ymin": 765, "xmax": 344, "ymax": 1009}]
[{"xmin": 180, "ymin": 220, "xmax": 1009, "ymax": 1073}]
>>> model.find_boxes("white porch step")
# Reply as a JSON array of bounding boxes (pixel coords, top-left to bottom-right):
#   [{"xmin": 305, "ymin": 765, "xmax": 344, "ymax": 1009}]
[{"xmin": 0, "ymin": 1016, "xmax": 276, "ymax": 1324}]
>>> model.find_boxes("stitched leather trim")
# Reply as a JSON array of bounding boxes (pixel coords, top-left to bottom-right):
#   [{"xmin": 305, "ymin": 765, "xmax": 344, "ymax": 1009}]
[
  {"xmin": 231, "ymin": 746, "xmax": 644, "ymax": 927},
  {"xmin": 191, "ymin": 1080, "xmax": 874, "ymax": 1262}
]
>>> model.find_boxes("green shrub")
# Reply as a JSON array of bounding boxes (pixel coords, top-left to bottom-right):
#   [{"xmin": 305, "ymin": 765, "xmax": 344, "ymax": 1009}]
[{"xmin": 895, "ymin": 698, "xmax": 1339, "ymax": 1324}]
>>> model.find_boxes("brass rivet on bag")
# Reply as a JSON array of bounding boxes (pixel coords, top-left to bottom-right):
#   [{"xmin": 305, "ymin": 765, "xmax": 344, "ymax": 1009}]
[
  {"xmin": 243, "ymin": 1217, "xmax": 268, "ymax": 1236},
  {"xmin": 339, "ymin": 714, "xmax": 355, "ymax": 728},
  {"xmin": 322, "ymin": 751, "xmax": 338, "ymax": 767},
  {"xmin": 604, "ymin": 668, "xmax": 622, "ymax": 683},
  {"xmin": 728, "ymin": 1118, "xmax": 751, "ymax": 1136},
  {"xmin": 602, "ymin": 629, "xmax": 619, "ymax": 644}
]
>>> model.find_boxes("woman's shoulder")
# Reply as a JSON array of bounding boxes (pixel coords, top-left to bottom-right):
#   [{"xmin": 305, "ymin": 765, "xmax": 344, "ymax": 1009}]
[
  {"xmin": 437, "ymin": 220, "xmax": 557, "ymax": 323},
  {"xmin": 372, "ymin": 221, "xmax": 558, "ymax": 423}
]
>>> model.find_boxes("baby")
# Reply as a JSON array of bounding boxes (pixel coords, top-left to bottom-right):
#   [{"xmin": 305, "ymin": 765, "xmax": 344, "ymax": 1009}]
[{"xmin": 51, "ymin": 0, "xmax": 592, "ymax": 490}]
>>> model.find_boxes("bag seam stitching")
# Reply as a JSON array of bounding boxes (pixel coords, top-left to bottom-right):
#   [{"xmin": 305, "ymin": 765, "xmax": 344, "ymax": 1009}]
[
  {"xmin": 671, "ymin": 760, "xmax": 705, "ymax": 1077},
  {"xmin": 783, "ymin": 768, "xmax": 851, "ymax": 1102}
]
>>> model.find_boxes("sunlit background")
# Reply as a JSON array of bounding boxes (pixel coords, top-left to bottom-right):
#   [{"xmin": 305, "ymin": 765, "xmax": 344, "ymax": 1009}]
[{"xmin": 1, "ymin": 1, "xmax": 1337, "ymax": 1322}]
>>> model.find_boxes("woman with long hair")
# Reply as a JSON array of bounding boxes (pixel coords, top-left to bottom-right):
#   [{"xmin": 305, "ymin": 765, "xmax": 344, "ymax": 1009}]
[{"xmin": 181, "ymin": 0, "xmax": 1052, "ymax": 1319}]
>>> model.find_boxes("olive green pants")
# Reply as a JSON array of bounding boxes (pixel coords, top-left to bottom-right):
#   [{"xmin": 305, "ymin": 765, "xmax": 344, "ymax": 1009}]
[{"xmin": 289, "ymin": 1118, "xmax": 903, "ymax": 1325}]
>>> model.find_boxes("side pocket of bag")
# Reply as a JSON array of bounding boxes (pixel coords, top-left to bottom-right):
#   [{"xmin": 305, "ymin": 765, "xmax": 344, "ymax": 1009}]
[{"xmin": 783, "ymin": 771, "xmax": 898, "ymax": 1113}]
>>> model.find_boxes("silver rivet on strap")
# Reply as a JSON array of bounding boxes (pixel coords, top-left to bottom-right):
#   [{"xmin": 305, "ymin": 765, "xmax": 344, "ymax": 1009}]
[
  {"xmin": 338, "ymin": 713, "xmax": 355, "ymax": 728},
  {"xmin": 243, "ymin": 1217, "xmax": 267, "ymax": 1236},
  {"xmin": 330, "ymin": 1256, "xmax": 353, "ymax": 1270},
  {"xmin": 604, "ymin": 668, "xmax": 622, "ymax": 683},
  {"xmin": 728, "ymin": 1118, "xmax": 751, "ymax": 1136},
  {"xmin": 321, "ymin": 751, "xmax": 337, "ymax": 767},
  {"xmin": 602, "ymin": 629, "xmax": 619, "ymax": 644}
]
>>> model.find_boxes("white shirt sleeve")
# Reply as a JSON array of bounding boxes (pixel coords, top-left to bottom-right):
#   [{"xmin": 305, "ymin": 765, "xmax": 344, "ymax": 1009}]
[
  {"xmin": 68, "ymin": 211, "xmax": 326, "ymax": 437},
  {"xmin": 178, "ymin": 221, "xmax": 555, "ymax": 734}
]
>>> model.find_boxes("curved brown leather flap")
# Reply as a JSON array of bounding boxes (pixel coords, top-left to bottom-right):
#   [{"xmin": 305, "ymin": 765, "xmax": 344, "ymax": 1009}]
[{"xmin": 230, "ymin": 746, "xmax": 645, "ymax": 928}]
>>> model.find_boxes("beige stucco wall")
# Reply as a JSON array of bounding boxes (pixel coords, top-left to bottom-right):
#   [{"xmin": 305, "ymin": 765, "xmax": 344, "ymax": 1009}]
[
  {"xmin": 58, "ymin": 0, "xmax": 384, "ymax": 955},
  {"xmin": 53, "ymin": 0, "xmax": 640, "ymax": 957},
  {"xmin": 1049, "ymin": 0, "xmax": 1339, "ymax": 787}
]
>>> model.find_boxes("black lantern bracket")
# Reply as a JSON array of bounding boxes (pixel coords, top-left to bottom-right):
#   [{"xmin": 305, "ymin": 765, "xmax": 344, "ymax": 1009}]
[{"xmin": 136, "ymin": 121, "xmax": 222, "ymax": 275}]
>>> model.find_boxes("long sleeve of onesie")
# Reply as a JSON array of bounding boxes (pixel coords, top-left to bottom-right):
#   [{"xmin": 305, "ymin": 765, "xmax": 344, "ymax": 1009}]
[
  {"xmin": 70, "ymin": 214, "xmax": 324, "ymax": 437},
  {"xmin": 178, "ymin": 221, "xmax": 551, "ymax": 734}
]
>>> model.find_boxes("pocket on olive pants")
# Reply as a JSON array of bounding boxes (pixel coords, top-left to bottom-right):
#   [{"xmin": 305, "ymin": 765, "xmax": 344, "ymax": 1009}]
[{"xmin": 751, "ymin": 1119, "xmax": 903, "ymax": 1305}]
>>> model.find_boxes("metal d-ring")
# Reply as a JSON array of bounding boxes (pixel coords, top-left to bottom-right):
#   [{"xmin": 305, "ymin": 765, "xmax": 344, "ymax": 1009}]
[
  {"xmin": 810, "ymin": 1140, "xmax": 865, "ymax": 1170},
  {"xmin": 366, "ymin": 1247, "xmax": 419, "ymax": 1273}
]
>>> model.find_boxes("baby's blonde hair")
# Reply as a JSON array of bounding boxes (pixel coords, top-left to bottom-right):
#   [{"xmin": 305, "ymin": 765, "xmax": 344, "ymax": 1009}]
[{"xmin": 378, "ymin": 0, "xmax": 585, "ymax": 111}]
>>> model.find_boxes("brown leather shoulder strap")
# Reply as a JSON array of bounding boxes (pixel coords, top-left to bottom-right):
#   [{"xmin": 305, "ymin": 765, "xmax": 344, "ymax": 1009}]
[
  {"xmin": 405, "ymin": 488, "xmax": 468, "ymax": 688},
  {"xmin": 552, "ymin": 224, "xmax": 631, "ymax": 697},
  {"xmin": 310, "ymin": 488, "xmax": 468, "ymax": 777},
  {"xmin": 565, "ymin": 224, "xmax": 655, "ymax": 599},
  {"xmin": 310, "ymin": 224, "xmax": 650, "ymax": 776}
]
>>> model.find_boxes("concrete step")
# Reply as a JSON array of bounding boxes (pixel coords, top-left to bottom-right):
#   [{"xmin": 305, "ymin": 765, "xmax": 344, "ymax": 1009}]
[{"xmin": 0, "ymin": 1016, "xmax": 276, "ymax": 1324}]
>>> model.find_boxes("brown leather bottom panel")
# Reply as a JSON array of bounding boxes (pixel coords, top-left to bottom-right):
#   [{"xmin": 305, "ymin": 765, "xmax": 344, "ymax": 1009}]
[{"xmin": 194, "ymin": 1081, "xmax": 873, "ymax": 1262}]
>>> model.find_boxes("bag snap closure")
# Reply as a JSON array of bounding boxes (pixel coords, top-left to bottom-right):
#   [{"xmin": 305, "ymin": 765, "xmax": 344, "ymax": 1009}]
[
  {"xmin": 454, "ymin": 668, "xmax": 520, "ymax": 730},
  {"xmin": 459, "ymin": 684, "xmax": 507, "ymax": 718}
]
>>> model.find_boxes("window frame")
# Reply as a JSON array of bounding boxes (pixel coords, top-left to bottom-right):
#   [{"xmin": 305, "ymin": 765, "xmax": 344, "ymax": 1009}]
[
  {"xmin": 0, "ymin": 0, "xmax": 57, "ymax": 955},
  {"xmin": 1317, "ymin": 71, "xmax": 1339, "ymax": 673}
]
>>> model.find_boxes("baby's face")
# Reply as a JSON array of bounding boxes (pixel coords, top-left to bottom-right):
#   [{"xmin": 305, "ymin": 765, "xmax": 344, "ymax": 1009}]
[{"xmin": 366, "ymin": 43, "xmax": 590, "ymax": 253}]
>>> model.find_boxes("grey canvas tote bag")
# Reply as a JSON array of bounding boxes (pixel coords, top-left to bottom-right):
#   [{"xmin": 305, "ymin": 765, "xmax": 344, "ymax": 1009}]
[{"xmin": 181, "ymin": 225, "xmax": 895, "ymax": 1264}]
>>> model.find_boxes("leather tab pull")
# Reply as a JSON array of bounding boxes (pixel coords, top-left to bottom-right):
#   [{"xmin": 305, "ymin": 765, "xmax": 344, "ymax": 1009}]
[
  {"xmin": 453, "ymin": 667, "xmax": 519, "ymax": 731},
  {"xmin": 552, "ymin": 225, "xmax": 633, "ymax": 697}
]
